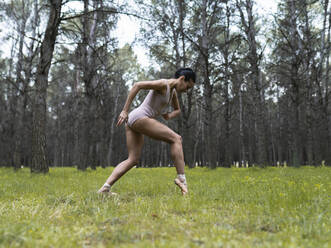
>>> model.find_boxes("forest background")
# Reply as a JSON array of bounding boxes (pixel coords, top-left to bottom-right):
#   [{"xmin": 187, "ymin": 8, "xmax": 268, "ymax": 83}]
[{"xmin": 0, "ymin": 0, "xmax": 330, "ymax": 172}]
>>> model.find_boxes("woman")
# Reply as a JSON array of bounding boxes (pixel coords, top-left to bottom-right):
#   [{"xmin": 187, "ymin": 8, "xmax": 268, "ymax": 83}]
[{"xmin": 98, "ymin": 68, "xmax": 196, "ymax": 195}]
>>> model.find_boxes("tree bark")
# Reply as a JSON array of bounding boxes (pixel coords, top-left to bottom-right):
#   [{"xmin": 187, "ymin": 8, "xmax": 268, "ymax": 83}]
[
  {"xmin": 223, "ymin": 3, "xmax": 232, "ymax": 167},
  {"xmin": 324, "ymin": 1, "xmax": 331, "ymax": 164},
  {"xmin": 239, "ymin": 82, "xmax": 245, "ymax": 164},
  {"xmin": 107, "ymin": 85, "xmax": 121, "ymax": 166},
  {"xmin": 289, "ymin": 0, "xmax": 302, "ymax": 167},
  {"xmin": 200, "ymin": 0, "xmax": 216, "ymax": 168},
  {"xmin": 31, "ymin": 0, "xmax": 62, "ymax": 173},
  {"xmin": 12, "ymin": 0, "xmax": 27, "ymax": 169},
  {"xmin": 78, "ymin": 0, "xmax": 99, "ymax": 170}
]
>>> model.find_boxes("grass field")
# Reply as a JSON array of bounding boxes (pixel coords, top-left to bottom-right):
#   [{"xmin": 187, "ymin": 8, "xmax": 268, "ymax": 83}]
[{"xmin": 0, "ymin": 166, "xmax": 330, "ymax": 247}]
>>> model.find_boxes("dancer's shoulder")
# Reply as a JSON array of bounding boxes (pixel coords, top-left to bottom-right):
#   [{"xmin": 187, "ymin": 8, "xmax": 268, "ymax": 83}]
[{"xmin": 134, "ymin": 79, "xmax": 168, "ymax": 92}]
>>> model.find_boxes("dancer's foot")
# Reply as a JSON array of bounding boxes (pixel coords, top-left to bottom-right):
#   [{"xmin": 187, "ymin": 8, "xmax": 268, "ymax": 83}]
[
  {"xmin": 97, "ymin": 183, "xmax": 118, "ymax": 196},
  {"xmin": 174, "ymin": 178, "xmax": 188, "ymax": 195}
]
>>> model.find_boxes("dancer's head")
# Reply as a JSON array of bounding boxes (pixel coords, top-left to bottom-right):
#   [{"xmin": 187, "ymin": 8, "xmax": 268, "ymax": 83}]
[
  {"xmin": 175, "ymin": 68, "xmax": 196, "ymax": 83},
  {"xmin": 174, "ymin": 68, "xmax": 196, "ymax": 92}
]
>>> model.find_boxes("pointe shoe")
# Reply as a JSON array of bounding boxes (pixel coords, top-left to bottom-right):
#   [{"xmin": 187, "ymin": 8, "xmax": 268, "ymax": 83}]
[
  {"xmin": 174, "ymin": 178, "xmax": 188, "ymax": 195},
  {"xmin": 97, "ymin": 185, "xmax": 118, "ymax": 196}
]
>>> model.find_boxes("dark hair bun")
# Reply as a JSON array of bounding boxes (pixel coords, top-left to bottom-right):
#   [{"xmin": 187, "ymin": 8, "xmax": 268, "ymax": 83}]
[{"xmin": 175, "ymin": 68, "xmax": 196, "ymax": 83}]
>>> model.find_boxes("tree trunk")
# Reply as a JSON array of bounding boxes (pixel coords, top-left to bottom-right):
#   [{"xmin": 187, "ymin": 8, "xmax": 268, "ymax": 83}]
[
  {"xmin": 73, "ymin": 70, "xmax": 81, "ymax": 167},
  {"xmin": 276, "ymin": 85, "xmax": 282, "ymax": 163},
  {"xmin": 31, "ymin": 0, "xmax": 62, "ymax": 173},
  {"xmin": 223, "ymin": 3, "xmax": 232, "ymax": 167},
  {"xmin": 200, "ymin": 0, "xmax": 215, "ymax": 168},
  {"xmin": 108, "ymin": 85, "xmax": 121, "ymax": 166},
  {"xmin": 21, "ymin": 0, "xmax": 39, "ymax": 168},
  {"xmin": 78, "ymin": 0, "xmax": 99, "ymax": 170},
  {"xmin": 12, "ymin": 0, "xmax": 27, "ymax": 169},
  {"xmin": 224, "ymin": 78, "xmax": 231, "ymax": 166},
  {"xmin": 192, "ymin": 100, "xmax": 202, "ymax": 167},
  {"xmin": 303, "ymin": 2, "xmax": 314, "ymax": 165},
  {"xmin": 289, "ymin": 0, "xmax": 302, "ymax": 167},
  {"xmin": 239, "ymin": 83, "xmax": 245, "ymax": 164},
  {"xmin": 324, "ymin": 1, "xmax": 331, "ymax": 164}
]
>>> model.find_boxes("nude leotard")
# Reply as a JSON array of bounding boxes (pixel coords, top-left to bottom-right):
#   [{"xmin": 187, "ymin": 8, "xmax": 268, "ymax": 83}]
[{"xmin": 127, "ymin": 83, "xmax": 174, "ymax": 127}]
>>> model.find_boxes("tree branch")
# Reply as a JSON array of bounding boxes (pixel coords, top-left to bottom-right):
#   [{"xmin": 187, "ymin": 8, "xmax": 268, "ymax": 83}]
[{"xmin": 61, "ymin": 8, "xmax": 151, "ymax": 21}]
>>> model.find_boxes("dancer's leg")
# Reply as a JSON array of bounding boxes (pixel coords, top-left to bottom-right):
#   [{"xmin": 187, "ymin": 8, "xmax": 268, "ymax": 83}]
[
  {"xmin": 132, "ymin": 118, "xmax": 187, "ymax": 194},
  {"xmin": 98, "ymin": 124, "xmax": 144, "ymax": 193},
  {"xmin": 132, "ymin": 118, "xmax": 184, "ymax": 174}
]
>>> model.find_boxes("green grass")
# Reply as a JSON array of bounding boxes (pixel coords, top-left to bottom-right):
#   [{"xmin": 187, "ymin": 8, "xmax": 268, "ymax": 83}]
[{"xmin": 0, "ymin": 166, "xmax": 330, "ymax": 247}]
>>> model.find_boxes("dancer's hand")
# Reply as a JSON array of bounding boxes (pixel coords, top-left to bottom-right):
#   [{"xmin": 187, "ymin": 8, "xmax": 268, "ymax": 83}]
[
  {"xmin": 162, "ymin": 112, "xmax": 171, "ymax": 120},
  {"xmin": 117, "ymin": 110, "xmax": 128, "ymax": 126}
]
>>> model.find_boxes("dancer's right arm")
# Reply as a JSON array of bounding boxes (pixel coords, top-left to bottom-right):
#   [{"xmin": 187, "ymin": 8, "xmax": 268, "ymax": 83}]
[{"xmin": 117, "ymin": 79, "xmax": 167, "ymax": 126}]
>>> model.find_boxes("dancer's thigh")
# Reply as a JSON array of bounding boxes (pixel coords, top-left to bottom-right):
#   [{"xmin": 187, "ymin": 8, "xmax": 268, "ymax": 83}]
[
  {"xmin": 132, "ymin": 117, "xmax": 179, "ymax": 143},
  {"xmin": 125, "ymin": 124, "xmax": 144, "ymax": 160}
]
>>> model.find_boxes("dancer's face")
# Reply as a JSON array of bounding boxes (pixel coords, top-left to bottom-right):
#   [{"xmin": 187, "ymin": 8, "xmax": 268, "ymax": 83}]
[
  {"xmin": 177, "ymin": 76, "xmax": 194, "ymax": 93},
  {"xmin": 185, "ymin": 80, "xmax": 194, "ymax": 92}
]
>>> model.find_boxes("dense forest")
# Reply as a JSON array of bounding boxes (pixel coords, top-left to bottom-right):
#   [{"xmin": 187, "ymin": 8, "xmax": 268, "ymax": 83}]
[{"xmin": 0, "ymin": 0, "xmax": 330, "ymax": 172}]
